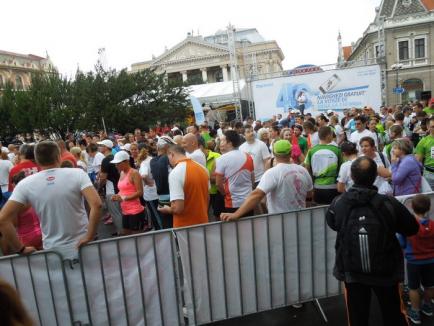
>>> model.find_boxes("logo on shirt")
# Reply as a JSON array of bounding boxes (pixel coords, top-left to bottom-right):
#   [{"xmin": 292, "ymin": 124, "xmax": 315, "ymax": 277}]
[{"xmin": 46, "ymin": 176, "xmax": 55, "ymax": 181}]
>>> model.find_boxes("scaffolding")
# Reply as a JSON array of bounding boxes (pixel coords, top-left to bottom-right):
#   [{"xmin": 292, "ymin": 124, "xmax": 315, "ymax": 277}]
[
  {"xmin": 227, "ymin": 24, "xmax": 243, "ymax": 121},
  {"xmin": 376, "ymin": 13, "xmax": 387, "ymax": 105}
]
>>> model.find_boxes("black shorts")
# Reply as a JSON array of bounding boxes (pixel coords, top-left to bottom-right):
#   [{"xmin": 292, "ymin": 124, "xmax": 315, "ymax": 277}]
[
  {"xmin": 406, "ymin": 262, "xmax": 434, "ymax": 290},
  {"xmin": 122, "ymin": 211, "xmax": 146, "ymax": 231}
]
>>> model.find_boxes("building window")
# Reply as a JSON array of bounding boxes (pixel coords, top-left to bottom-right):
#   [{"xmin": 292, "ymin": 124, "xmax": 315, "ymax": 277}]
[
  {"xmin": 398, "ymin": 40, "xmax": 409, "ymax": 61},
  {"xmin": 15, "ymin": 75, "xmax": 24, "ymax": 90},
  {"xmin": 0, "ymin": 75, "xmax": 3, "ymax": 89},
  {"xmin": 414, "ymin": 38, "xmax": 425, "ymax": 59}
]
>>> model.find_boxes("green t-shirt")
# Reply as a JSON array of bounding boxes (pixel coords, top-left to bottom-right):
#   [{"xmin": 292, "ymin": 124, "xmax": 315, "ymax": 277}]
[
  {"xmin": 298, "ymin": 137, "xmax": 308, "ymax": 154},
  {"xmin": 206, "ymin": 150, "xmax": 221, "ymax": 194},
  {"xmin": 201, "ymin": 132, "xmax": 213, "ymax": 145},
  {"xmin": 304, "ymin": 144, "xmax": 342, "ymax": 188},
  {"xmin": 423, "ymin": 107, "xmax": 434, "ymax": 115},
  {"xmin": 415, "ymin": 134, "xmax": 434, "ymax": 169}
]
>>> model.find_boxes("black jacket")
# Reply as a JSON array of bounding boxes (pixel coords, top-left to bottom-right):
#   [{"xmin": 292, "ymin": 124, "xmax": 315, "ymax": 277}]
[{"xmin": 326, "ymin": 185, "xmax": 419, "ymax": 285}]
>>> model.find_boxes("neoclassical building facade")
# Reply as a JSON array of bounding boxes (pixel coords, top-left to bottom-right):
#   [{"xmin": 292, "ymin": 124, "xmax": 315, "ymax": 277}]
[
  {"xmin": 341, "ymin": 0, "xmax": 434, "ymax": 105},
  {"xmin": 0, "ymin": 50, "xmax": 54, "ymax": 93},
  {"xmin": 131, "ymin": 28, "xmax": 284, "ymax": 84}
]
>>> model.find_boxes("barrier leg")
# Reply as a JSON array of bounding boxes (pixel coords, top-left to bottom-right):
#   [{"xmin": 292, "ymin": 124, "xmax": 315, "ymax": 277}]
[{"xmin": 313, "ymin": 298, "xmax": 328, "ymax": 323}]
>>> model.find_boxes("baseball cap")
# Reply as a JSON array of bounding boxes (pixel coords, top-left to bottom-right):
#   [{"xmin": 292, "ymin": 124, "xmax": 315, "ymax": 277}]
[
  {"xmin": 273, "ymin": 140, "xmax": 292, "ymax": 155},
  {"xmin": 97, "ymin": 139, "xmax": 113, "ymax": 149},
  {"xmin": 326, "ymin": 109, "xmax": 334, "ymax": 115},
  {"xmin": 110, "ymin": 150, "xmax": 130, "ymax": 164}
]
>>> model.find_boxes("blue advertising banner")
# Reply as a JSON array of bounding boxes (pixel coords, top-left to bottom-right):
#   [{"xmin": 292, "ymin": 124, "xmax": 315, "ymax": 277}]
[
  {"xmin": 252, "ymin": 65, "xmax": 382, "ymax": 120},
  {"xmin": 190, "ymin": 95, "xmax": 206, "ymax": 125}
]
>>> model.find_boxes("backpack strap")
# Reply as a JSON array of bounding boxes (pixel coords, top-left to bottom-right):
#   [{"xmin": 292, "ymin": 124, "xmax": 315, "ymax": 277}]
[{"xmin": 370, "ymin": 194, "xmax": 396, "ymax": 233}]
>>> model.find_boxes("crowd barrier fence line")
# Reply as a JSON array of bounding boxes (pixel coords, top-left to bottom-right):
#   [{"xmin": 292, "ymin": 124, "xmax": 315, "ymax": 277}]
[{"xmin": 0, "ymin": 191, "xmax": 432, "ymax": 325}]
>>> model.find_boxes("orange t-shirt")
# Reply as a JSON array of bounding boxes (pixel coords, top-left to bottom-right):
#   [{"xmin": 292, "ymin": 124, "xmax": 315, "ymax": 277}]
[{"xmin": 169, "ymin": 158, "xmax": 209, "ymax": 228}]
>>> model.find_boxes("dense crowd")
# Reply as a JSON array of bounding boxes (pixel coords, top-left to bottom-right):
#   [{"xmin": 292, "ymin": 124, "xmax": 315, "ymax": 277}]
[{"xmin": 0, "ymin": 98, "xmax": 434, "ymax": 324}]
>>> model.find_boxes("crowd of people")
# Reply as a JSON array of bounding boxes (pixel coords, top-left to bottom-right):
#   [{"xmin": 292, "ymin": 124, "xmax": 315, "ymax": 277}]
[{"xmin": 0, "ymin": 98, "xmax": 434, "ymax": 324}]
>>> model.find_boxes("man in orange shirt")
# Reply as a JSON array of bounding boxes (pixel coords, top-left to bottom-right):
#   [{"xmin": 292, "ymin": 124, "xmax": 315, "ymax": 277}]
[{"xmin": 158, "ymin": 144, "xmax": 209, "ymax": 228}]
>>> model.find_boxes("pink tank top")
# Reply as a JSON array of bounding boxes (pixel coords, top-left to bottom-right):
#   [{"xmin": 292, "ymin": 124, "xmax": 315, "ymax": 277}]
[
  {"xmin": 17, "ymin": 207, "xmax": 43, "ymax": 249},
  {"xmin": 118, "ymin": 169, "xmax": 144, "ymax": 215}
]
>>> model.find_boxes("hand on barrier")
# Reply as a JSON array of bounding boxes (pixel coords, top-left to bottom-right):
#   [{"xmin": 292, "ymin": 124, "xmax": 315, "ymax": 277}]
[
  {"xmin": 220, "ymin": 213, "xmax": 238, "ymax": 222},
  {"xmin": 157, "ymin": 205, "xmax": 172, "ymax": 215},
  {"xmin": 20, "ymin": 246, "xmax": 36, "ymax": 255},
  {"xmin": 76, "ymin": 235, "xmax": 94, "ymax": 248}
]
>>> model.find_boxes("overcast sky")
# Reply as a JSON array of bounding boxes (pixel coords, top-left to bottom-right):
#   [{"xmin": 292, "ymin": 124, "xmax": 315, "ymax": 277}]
[{"xmin": 3, "ymin": 0, "xmax": 381, "ymax": 77}]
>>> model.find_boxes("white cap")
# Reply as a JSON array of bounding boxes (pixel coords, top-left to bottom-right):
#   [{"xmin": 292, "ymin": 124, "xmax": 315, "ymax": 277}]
[
  {"xmin": 1, "ymin": 147, "xmax": 9, "ymax": 154},
  {"xmin": 122, "ymin": 143, "xmax": 131, "ymax": 151},
  {"xmin": 97, "ymin": 139, "xmax": 114, "ymax": 149},
  {"xmin": 110, "ymin": 150, "xmax": 130, "ymax": 164},
  {"xmin": 326, "ymin": 109, "xmax": 334, "ymax": 115},
  {"xmin": 290, "ymin": 109, "xmax": 296, "ymax": 114}
]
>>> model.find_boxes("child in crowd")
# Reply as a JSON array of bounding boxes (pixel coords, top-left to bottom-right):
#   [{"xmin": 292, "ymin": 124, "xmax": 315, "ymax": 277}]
[{"xmin": 399, "ymin": 194, "xmax": 434, "ymax": 324}]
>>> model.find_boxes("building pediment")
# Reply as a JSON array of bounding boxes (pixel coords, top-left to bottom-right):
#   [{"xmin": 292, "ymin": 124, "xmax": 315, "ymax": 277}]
[{"xmin": 152, "ymin": 37, "xmax": 229, "ymax": 66}]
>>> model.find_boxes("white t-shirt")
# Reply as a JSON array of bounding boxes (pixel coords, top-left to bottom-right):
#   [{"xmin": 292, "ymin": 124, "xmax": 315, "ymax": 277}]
[
  {"xmin": 339, "ymin": 153, "xmax": 391, "ymax": 194},
  {"xmin": 215, "ymin": 150, "xmax": 254, "ymax": 208},
  {"xmin": 139, "ymin": 157, "xmax": 159, "ymax": 202},
  {"xmin": 337, "ymin": 159, "xmax": 355, "ymax": 191},
  {"xmin": 88, "ymin": 152, "xmax": 105, "ymax": 174},
  {"xmin": 10, "ymin": 168, "xmax": 93, "ymax": 259},
  {"xmin": 257, "ymin": 163, "xmax": 313, "ymax": 214},
  {"xmin": 350, "ymin": 129, "xmax": 378, "ymax": 151},
  {"xmin": 239, "ymin": 139, "xmax": 271, "ymax": 182},
  {"xmin": 311, "ymin": 132, "xmax": 320, "ymax": 147},
  {"xmin": 186, "ymin": 149, "xmax": 206, "ymax": 167},
  {"xmin": 0, "ymin": 159, "xmax": 13, "ymax": 192}
]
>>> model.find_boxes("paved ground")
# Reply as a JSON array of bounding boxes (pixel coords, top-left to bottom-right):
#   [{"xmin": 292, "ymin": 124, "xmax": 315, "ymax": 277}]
[{"xmin": 206, "ymin": 295, "xmax": 434, "ymax": 326}]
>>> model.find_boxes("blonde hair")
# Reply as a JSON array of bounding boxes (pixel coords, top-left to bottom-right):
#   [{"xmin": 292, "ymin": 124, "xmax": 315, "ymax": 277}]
[
  {"xmin": 137, "ymin": 148, "xmax": 149, "ymax": 166},
  {"xmin": 70, "ymin": 146, "xmax": 85, "ymax": 162}
]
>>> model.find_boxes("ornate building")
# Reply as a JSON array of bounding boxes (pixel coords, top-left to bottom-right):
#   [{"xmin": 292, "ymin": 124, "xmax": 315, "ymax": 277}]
[
  {"xmin": 131, "ymin": 28, "xmax": 284, "ymax": 84},
  {"xmin": 340, "ymin": 0, "xmax": 434, "ymax": 105},
  {"xmin": 0, "ymin": 50, "xmax": 55, "ymax": 93}
]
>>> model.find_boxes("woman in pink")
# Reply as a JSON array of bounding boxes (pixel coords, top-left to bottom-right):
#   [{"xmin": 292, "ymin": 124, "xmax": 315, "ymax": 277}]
[{"xmin": 110, "ymin": 151, "xmax": 146, "ymax": 235}]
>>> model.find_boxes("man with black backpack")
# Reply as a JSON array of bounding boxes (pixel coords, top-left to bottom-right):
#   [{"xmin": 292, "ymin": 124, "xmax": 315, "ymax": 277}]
[{"xmin": 326, "ymin": 156, "xmax": 419, "ymax": 326}]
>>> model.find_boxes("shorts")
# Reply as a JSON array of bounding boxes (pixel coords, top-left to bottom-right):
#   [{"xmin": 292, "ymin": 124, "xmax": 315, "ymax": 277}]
[
  {"xmin": 223, "ymin": 207, "xmax": 254, "ymax": 218},
  {"xmin": 122, "ymin": 211, "xmax": 146, "ymax": 231},
  {"xmin": 406, "ymin": 262, "xmax": 434, "ymax": 290}
]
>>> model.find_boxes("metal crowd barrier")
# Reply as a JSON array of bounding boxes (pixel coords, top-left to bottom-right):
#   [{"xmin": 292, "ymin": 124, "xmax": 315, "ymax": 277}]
[{"xmin": 1, "ymin": 192, "xmax": 432, "ymax": 326}]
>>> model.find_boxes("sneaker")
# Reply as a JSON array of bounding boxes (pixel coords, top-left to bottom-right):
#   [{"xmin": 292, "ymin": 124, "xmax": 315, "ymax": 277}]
[
  {"xmin": 421, "ymin": 302, "xmax": 433, "ymax": 317},
  {"xmin": 407, "ymin": 308, "xmax": 421, "ymax": 324}
]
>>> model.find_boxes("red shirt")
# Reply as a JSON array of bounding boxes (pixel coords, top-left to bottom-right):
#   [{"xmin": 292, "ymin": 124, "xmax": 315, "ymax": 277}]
[
  {"xmin": 61, "ymin": 151, "xmax": 77, "ymax": 167},
  {"xmin": 8, "ymin": 161, "xmax": 40, "ymax": 191}
]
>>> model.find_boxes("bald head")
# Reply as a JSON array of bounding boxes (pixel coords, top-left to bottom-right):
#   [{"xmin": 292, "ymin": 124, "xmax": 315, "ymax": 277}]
[
  {"xmin": 182, "ymin": 133, "xmax": 198, "ymax": 153},
  {"xmin": 351, "ymin": 157, "xmax": 377, "ymax": 187}
]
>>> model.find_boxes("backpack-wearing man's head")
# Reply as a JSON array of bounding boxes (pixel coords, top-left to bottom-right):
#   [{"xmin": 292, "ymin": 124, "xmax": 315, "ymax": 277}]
[{"xmin": 351, "ymin": 156, "xmax": 377, "ymax": 187}]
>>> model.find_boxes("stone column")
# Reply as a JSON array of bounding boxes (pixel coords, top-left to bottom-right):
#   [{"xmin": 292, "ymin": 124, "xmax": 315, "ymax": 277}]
[
  {"xmin": 201, "ymin": 68, "xmax": 208, "ymax": 82},
  {"xmin": 181, "ymin": 70, "xmax": 188, "ymax": 82},
  {"xmin": 221, "ymin": 65, "xmax": 228, "ymax": 82}
]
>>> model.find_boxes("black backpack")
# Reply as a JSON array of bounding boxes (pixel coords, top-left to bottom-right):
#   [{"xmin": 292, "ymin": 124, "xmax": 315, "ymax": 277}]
[{"xmin": 338, "ymin": 195, "xmax": 399, "ymax": 276}]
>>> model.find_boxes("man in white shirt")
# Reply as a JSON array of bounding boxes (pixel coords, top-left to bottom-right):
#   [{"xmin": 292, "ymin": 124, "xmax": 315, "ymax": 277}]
[
  {"xmin": 87, "ymin": 143, "xmax": 105, "ymax": 183},
  {"xmin": 0, "ymin": 141, "xmax": 102, "ymax": 259},
  {"xmin": 183, "ymin": 133, "xmax": 206, "ymax": 167},
  {"xmin": 350, "ymin": 116, "xmax": 378, "ymax": 152},
  {"xmin": 239, "ymin": 125, "xmax": 271, "ymax": 186},
  {"xmin": 221, "ymin": 140, "xmax": 313, "ymax": 220}
]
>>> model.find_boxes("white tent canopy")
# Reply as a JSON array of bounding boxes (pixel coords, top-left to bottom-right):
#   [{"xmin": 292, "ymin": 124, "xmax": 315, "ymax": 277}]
[{"xmin": 188, "ymin": 80, "xmax": 247, "ymax": 105}]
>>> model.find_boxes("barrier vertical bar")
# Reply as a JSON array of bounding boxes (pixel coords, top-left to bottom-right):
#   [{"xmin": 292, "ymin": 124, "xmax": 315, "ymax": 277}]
[
  {"xmin": 44, "ymin": 254, "xmax": 59, "ymax": 326},
  {"xmin": 152, "ymin": 234, "xmax": 165, "ymax": 326},
  {"xmin": 203, "ymin": 227, "xmax": 213, "ymax": 321},
  {"xmin": 134, "ymin": 238, "xmax": 147, "ymax": 326},
  {"xmin": 186, "ymin": 229, "xmax": 197, "ymax": 325},
  {"xmin": 79, "ymin": 249, "xmax": 93, "ymax": 325},
  {"xmin": 98, "ymin": 243, "xmax": 112, "ymax": 326},
  {"xmin": 266, "ymin": 217, "xmax": 272, "ymax": 308},
  {"xmin": 10, "ymin": 259, "xmax": 18, "ymax": 290},
  {"xmin": 323, "ymin": 208, "xmax": 329, "ymax": 295},
  {"xmin": 251, "ymin": 219, "xmax": 259, "ymax": 311},
  {"xmin": 296, "ymin": 211, "xmax": 301, "ymax": 303},
  {"xmin": 235, "ymin": 222, "xmax": 244, "ymax": 315},
  {"xmin": 116, "ymin": 240, "xmax": 130, "ymax": 326},
  {"xmin": 280, "ymin": 214, "xmax": 287, "ymax": 305},
  {"xmin": 310, "ymin": 209, "xmax": 315, "ymax": 298},
  {"xmin": 219, "ymin": 223, "xmax": 229, "ymax": 318},
  {"xmin": 170, "ymin": 232, "xmax": 182, "ymax": 325},
  {"xmin": 27, "ymin": 256, "xmax": 43, "ymax": 326}
]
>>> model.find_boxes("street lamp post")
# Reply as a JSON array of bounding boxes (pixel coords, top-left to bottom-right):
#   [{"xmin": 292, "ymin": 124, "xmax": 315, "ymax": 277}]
[{"xmin": 391, "ymin": 63, "xmax": 403, "ymax": 105}]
